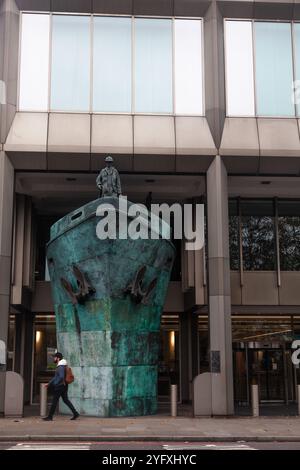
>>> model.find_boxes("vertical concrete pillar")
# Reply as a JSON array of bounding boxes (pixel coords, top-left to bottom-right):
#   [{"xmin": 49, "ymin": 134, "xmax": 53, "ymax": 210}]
[
  {"xmin": 0, "ymin": 151, "xmax": 14, "ymax": 413},
  {"xmin": 23, "ymin": 312, "xmax": 34, "ymax": 404},
  {"xmin": 204, "ymin": 1, "xmax": 226, "ymax": 148},
  {"xmin": 0, "ymin": 0, "xmax": 19, "ymax": 412},
  {"xmin": 13, "ymin": 313, "xmax": 22, "ymax": 373},
  {"xmin": 191, "ymin": 313, "xmax": 199, "ymax": 379},
  {"xmin": 206, "ymin": 155, "xmax": 234, "ymax": 415},
  {"xmin": 0, "ymin": 0, "xmax": 19, "ymax": 144},
  {"xmin": 180, "ymin": 313, "xmax": 190, "ymax": 403}
]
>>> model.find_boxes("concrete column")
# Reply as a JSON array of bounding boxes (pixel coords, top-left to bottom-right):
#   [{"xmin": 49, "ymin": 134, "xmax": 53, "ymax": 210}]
[
  {"xmin": 13, "ymin": 313, "xmax": 22, "ymax": 373},
  {"xmin": 206, "ymin": 155, "xmax": 234, "ymax": 415},
  {"xmin": 23, "ymin": 312, "xmax": 33, "ymax": 404},
  {"xmin": 0, "ymin": 0, "xmax": 19, "ymax": 144},
  {"xmin": 0, "ymin": 0, "xmax": 19, "ymax": 412},
  {"xmin": 204, "ymin": 1, "xmax": 226, "ymax": 148},
  {"xmin": 180, "ymin": 313, "xmax": 190, "ymax": 403},
  {"xmin": 0, "ymin": 151, "xmax": 14, "ymax": 413},
  {"xmin": 191, "ymin": 313, "xmax": 199, "ymax": 379}
]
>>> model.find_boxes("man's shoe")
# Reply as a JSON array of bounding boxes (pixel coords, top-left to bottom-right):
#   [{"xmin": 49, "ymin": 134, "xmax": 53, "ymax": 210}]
[
  {"xmin": 42, "ymin": 416, "xmax": 53, "ymax": 421},
  {"xmin": 70, "ymin": 412, "xmax": 79, "ymax": 421}
]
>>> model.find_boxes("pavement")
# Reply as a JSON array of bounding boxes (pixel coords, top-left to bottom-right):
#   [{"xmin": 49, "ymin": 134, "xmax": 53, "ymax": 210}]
[{"xmin": 1, "ymin": 405, "xmax": 300, "ymax": 443}]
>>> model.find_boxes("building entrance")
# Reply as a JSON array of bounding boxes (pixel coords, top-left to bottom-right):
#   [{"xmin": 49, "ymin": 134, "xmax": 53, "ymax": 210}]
[
  {"xmin": 250, "ymin": 348, "xmax": 285, "ymax": 402},
  {"xmin": 233, "ymin": 343, "xmax": 295, "ymax": 404},
  {"xmin": 232, "ymin": 315, "xmax": 297, "ymax": 405}
]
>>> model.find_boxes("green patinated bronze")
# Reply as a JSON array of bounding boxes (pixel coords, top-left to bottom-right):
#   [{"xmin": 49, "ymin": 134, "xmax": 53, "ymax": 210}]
[{"xmin": 46, "ymin": 197, "xmax": 175, "ymax": 417}]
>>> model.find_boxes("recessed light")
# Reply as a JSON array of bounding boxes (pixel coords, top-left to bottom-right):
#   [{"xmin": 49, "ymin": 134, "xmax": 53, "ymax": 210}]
[
  {"xmin": 66, "ymin": 178, "xmax": 77, "ymax": 182},
  {"xmin": 261, "ymin": 181, "xmax": 271, "ymax": 185}
]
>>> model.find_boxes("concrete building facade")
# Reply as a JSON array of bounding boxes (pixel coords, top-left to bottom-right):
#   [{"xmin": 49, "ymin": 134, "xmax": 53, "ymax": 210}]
[{"xmin": 1, "ymin": 0, "xmax": 300, "ymax": 415}]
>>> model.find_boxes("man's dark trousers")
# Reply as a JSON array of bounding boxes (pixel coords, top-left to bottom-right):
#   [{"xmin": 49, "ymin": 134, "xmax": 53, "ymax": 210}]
[{"xmin": 48, "ymin": 384, "xmax": 77, "ymax": 418}]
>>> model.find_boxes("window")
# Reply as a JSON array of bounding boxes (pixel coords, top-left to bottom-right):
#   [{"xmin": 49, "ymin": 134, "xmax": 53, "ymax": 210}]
[
  {"xmin": 19, "ymin": 14, "xmax": 50, "ymax": 111},
  {"xmin": 254, "ymin": 22, "xmax": 294, "ymax": 117},
  {"xmin": 174, "ymin": 19, "xmax": 203, "ymax": 114},
  {"xmin": 225, "ymin": 20, "xmax": 295, "ymax": 117},
  {"xmin": 229, "ymin": 200, "xmax": 240, "ymax": 270},
  {"xmin": 225, "ymin": 21, "xmax": 255, "ymax": 116},
  {"xmin": 278, "ymin": 201, "xmax": 300, "ymax": 271},
  {"xmin": 292, "ymin": 24, "xmax": 300, "ymax": 116},
  {"xmin": 93, "ymin": 17, "xmax": 131, "ymax": 112},
  {"xmin": 19, "ymin": 14, "xmax": 204, "ymax": 115},
  {"xmin": 51, "ymin": 15, "xmax": 90, "ymax": 111},
  {"xmin": 241, "ymin": 201, "xmax": 275, "ymax": 271},
  {"xmin": 134, "ymin": 18, "xmax": 173, "ymax": 113},
  {"xmin": 229, "ymin": 199, "xmax": 300, "ymax": 272}
]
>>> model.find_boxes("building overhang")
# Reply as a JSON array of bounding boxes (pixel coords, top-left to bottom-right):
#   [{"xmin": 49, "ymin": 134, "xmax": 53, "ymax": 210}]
[
  {"xmin": 220, "ymin": 117, "xmax": 300, "ymax": 175},
  {"xmin": 4, "ymin": 112, "xmax": 217, "ymax": 173},
  {"xmin": 15, "ymin": 0, "xmax": 210, "ymax": 17}
]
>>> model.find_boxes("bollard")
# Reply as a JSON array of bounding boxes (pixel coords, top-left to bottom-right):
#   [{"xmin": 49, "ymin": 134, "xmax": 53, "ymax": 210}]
[
  {"xmin": 298, "ymin": 385, "xmax": 300, "ymax": 416},
  {"xmin": 170, "ymin": 384, "xmax": 177, "ymax": 417},
  {"xmin": 251, "ymin": 384, "xmax": 259, "ymax": 417},
  {"xmin": 40, "ymin": 383, "xmax": 48, "ymax": 417}
]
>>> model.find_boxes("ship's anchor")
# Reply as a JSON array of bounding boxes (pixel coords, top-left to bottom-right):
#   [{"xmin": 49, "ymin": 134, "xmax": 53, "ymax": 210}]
[
  {"xmin": 125, "ymin": 266, "xmax": 158, "ymax": 305},
  {"xmin": 60, "ymin": 265, "xmax": 95, "ymax": 305}
]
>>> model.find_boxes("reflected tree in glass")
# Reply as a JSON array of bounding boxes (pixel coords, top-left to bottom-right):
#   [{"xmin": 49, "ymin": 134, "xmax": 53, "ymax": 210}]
[
  {"xmin": 229, "ymin": 215, "xmax": 239, "ymax": 270},
  {"xmin": 278, "ymin": 216, "xmax": 300, "ymax": 270},
  {"xmin": 242, "ymin": 215, "xmax": 275, "ymax": 270}
]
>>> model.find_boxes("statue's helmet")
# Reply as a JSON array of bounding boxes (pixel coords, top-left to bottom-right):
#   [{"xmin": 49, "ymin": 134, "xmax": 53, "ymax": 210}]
[{"xmin": 105, "ymin": 155, "xmax": 114, "ymax": 163}]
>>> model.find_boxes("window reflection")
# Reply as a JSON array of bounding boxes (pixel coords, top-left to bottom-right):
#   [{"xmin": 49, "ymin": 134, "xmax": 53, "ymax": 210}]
[
  {"xmin": 225, "ymin": 20, "xmax": 295, "ymax": 117},
  {"xmin": 51, "ymin": 15, "xmax": 90, "ymax": 111},
  {"xmin": 174, "ymin": 19, "xmax": 203, "ymax": 114},
  {"xmin": 225, "ymin": 20, "xmax": 255, "ymax": 116},
  {"xmin": 278, "ymin": 201, "xmax": 300, "ymax": 271},
  {"xmin": 135, "ymin": 18, "xmax": 173, "ymax": 113},
  {"xmin": 229, "ymin": 199, "xmax": 300, "ymax": 272},
  {"xmin": 19, "ymin": 14, "xmax": 204, "ymax": 115},
  {"xmin": 254, "ymin": 22, "xmax": 294, "ymax": 117},
  {"xmin": 229, "ymin": 200, "xmax": 239, "ymax": 270},
  {"xmin": 19, "ymin": 13, "xmax": 50, "ymax": 111},
  {"xmin": 93, "ymin": 17, "xmax": 132, "ymax": 112},
  {"xmin": 228, "ymin": 200, "xmax": 276, "ymax": 271},
  {"xmin": 242, "ymin": 214, "xmax": 275, "ymax": 270}
]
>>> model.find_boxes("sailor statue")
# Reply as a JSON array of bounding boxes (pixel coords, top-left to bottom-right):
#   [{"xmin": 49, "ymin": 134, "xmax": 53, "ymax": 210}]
[{"xmin": 96, "ymin": 156, "xmax": 122, "ymax": 198}]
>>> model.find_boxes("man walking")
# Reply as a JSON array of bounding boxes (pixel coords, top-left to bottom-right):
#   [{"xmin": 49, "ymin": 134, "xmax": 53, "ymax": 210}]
[{"xmin": 43, "ymin": 352, "xmax": 79, "ymax": 421}]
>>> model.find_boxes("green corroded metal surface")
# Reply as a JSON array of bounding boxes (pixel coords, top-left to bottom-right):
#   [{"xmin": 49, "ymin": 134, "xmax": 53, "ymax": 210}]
[{"xmin": 46, "ymin": 197, "xmax": 175, "ymax": 417}]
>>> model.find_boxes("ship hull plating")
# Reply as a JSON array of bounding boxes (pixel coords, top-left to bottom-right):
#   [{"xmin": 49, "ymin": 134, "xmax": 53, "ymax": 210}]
[{"xmin": 47, "ymin": 197, "xmax": 175, "ymax": 417}]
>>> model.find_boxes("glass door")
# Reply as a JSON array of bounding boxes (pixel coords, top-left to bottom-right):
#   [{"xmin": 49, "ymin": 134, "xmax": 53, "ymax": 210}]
[
  {"xmin": 233, "ymin": 348, "xmax": 249, "ymax": 405},
  {"xmin": 250, "ymin": 349, "xmax": 285, "ymax": 402}
]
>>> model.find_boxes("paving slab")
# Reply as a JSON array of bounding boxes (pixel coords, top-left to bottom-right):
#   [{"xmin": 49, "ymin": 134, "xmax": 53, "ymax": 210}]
[{"xmin": 1, "ymin": 414, "xmax": 300, "ymax": 442}]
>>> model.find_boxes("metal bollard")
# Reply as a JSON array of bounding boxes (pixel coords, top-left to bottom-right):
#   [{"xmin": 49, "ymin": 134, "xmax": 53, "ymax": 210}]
[
  {"xmin": 40, "ymin": 383, "xmax": 48, "ymax": 417},
  {"xmin": 170, "ymin": 384, "xmax": 177, "ymax": 417},
  {"xmin": 251, "ymin": 384, "xmax": 259, "ymax": 417}
]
